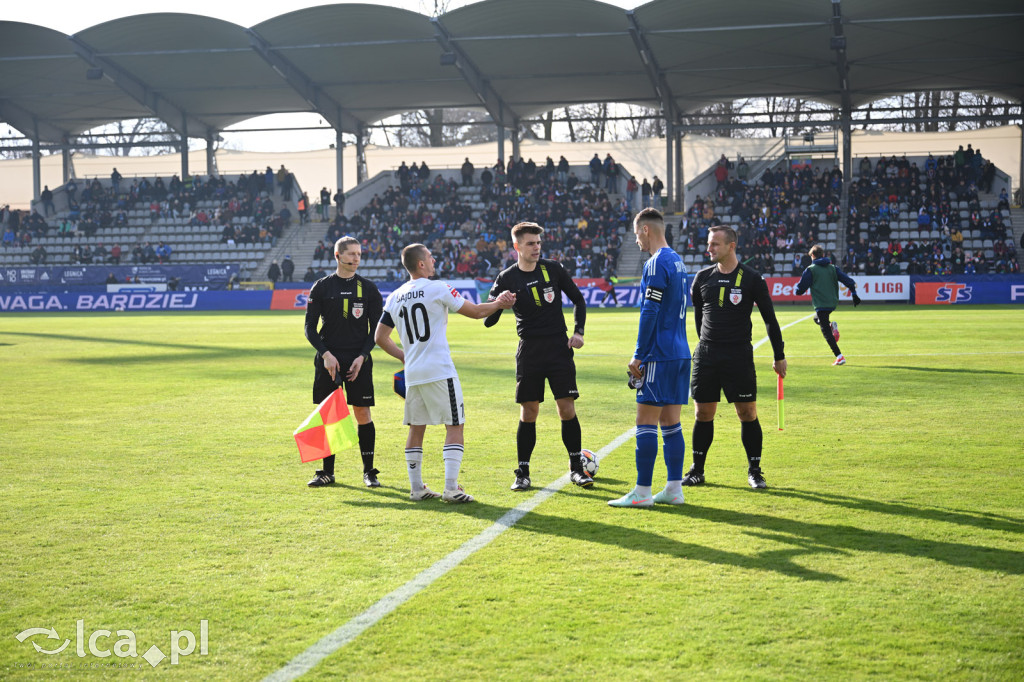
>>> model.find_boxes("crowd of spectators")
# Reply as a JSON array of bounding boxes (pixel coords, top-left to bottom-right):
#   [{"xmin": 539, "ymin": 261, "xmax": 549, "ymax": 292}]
[
  {"xmin": 2, "ymin": 167, "xmax": 297, "ymax": 265},
  {"xmin": 319, "ymin": 155, "xmax": 628, "ymax": 280},
  {"xmin": 674, "ymin": 145, "xmax": 1018, "ymax": 276}
]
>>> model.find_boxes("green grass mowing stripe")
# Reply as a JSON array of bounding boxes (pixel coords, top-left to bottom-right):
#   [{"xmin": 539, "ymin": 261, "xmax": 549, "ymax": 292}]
[
  {"xmin": 263, "ymin": 428, "xmax": 637, "ymax": 682},
  {"xmin": 268, "ymin": 315, "xmax": 817, "ymax": 680}
]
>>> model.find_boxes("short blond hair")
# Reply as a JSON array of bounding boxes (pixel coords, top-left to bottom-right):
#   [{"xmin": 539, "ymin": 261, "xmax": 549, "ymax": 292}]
[{"xmin": 335, "ymin": 236, "xmax": 359, "ymax": 255}]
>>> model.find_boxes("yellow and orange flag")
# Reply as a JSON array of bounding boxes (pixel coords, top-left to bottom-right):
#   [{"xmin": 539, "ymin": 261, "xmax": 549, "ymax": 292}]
[{"xmin": 293, "ymin": 388, "xmax": 358, "ymax": 463}]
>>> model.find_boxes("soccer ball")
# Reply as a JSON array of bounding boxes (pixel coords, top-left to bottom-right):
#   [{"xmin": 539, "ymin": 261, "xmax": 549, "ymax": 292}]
[{"xmin": 580, "ymin": 449, "xmax": 598, "ymax": 477}]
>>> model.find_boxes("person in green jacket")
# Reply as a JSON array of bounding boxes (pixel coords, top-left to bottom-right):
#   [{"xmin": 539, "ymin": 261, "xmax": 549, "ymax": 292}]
[{"xmin": 795, "ymin": 244, "xmax": 861, "ymax": 365}]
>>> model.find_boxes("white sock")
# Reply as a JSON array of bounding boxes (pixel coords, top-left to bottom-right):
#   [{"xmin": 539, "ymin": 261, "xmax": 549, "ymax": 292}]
[
  {"xmin": 663, "ymin": 480, "xmax": 682, "ymax": 496},
  {"xmin": 635, "ymin": 485, "xmax": 652, "ymax": 498},
  {"xmin": 405, "ymin": 447, "xmax": 423, "ymax": 490},
  {"xmin": 443, "ymin": 443, "xmax": 464, "ymax": 491}
]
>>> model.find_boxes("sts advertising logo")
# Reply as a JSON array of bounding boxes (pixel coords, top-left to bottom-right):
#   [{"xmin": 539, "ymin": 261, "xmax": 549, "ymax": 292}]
[{"xmin": 914, "ymin": 282, "xmax": 972, "ymax": 304}]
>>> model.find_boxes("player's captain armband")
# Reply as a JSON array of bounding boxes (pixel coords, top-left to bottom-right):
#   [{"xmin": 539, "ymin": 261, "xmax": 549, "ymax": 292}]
[{"xmin": 644, "ymin": 286, "xmax": 664, "ymax": 302}]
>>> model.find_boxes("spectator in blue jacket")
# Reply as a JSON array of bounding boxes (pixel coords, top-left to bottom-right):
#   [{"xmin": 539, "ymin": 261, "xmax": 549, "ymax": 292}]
[{"xmin": 795, "ymin": 244, "xmax": 861, "ymax": 366}]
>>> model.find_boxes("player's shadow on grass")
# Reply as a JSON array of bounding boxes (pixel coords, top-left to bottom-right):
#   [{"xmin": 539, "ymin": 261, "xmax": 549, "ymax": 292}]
[
  {"xmin": 768, "ymin": 487, "xmax": 1024, "ymax": 535},
  {"xmin": 683, "ymin": 503, "xmax": 1024, "ymax": 577},
  {"xmin": 877, "ymin": 364, "xmax": 1019, "ymax": 375},
  {"xmin": 339, "ymin": 498, "xmax": 843, "ymax": 582},
  {"xmin": 316, "ymin": 482, "xmax": 411, "ymax": 501}
]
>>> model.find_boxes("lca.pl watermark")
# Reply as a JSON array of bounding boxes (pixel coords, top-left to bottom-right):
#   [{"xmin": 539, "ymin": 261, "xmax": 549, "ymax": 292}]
[{"xmin": 14, "ymin": 619, "xmax": 208, "ymax": 668}]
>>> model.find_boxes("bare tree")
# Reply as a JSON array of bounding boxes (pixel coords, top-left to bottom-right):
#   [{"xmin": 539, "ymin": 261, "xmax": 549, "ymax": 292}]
[
  {"xmin": 395, "ymin": 108, "xmax": 498, "ymax": 147},
  {"xmin": 618, "ymin": 104, "xmax": 664, "ymax": 140},
  {"xmin": 76, "ymin": 118, "xmax": 178, "ymax": 156},
  {"xmin": 562, "ymin": 103, "xmax": 611, "ymax": 142}
]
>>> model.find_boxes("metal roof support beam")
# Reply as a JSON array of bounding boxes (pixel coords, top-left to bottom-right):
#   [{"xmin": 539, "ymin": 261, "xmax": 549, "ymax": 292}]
[
  {"xmin": 626, "ymin": 12, "xmax": 677, "ymax": 122},
  {"xmin": 246, "ymin": 29, "xmax": 364, "ymax": 134},
  {"xmin": 1017, "ymin": 122, "xmax": 1023, "ymax": 203},
  {"xmin": 675, "ymin": 127, "xmax": 684, "ymax": 214},
  {"xmin": 67, "ymin": 34, "xmax": 214, "ymax": 140},
  {"xmin": 206, "ymin": 133, "xmax": 215, "ymax": 177},
  {"xmin": 356, "ymin": 126, "xmax": 367, "ymax": 184},
  {"xmin": 0, "ymin": 100, "xmax": 69, "ymax": 144},
  {"xmin": 431, "ymin": 17, "xmax": 517, "ymax": 129},
  {"xmin": 665, "ymin": 120, "xmax": 674, "ymax": 212},
  {"xmin": 180, "ymin": 115, "xmax": 189, "ymax": 179},
  {"xmin": 32, "ymin": 131, "xmax": 41, "ymax": 203},
  {"xmin": 628, "ymin": 11, "xmax": 679, "ymax": 212},
  {"xmin": 342, "ymin": 129, "xmax": 350, "ymax": 196},
  {"xmin": 62, "ymin": 145, "xmax": 72, "ymax": 184},
  {"xmin": 830, "ymin": 0, "xmax": 853, "ymax": 238}
]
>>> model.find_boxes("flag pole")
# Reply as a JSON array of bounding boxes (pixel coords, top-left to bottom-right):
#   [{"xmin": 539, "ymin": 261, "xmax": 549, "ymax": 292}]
[{"xmin": 777, "ymin": 374, "xmax": 785, "ymax": 431}]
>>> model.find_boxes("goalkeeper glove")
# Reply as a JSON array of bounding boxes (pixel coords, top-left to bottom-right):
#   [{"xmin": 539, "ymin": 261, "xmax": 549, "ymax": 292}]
[{"xmin": 852, "ymin": 292, "xmax": 862, "ymax": 307}]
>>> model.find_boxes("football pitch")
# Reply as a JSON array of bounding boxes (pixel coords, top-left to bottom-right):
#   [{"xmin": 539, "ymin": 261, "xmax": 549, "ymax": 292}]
[{"xmin": 1, "ymin": 305, "xmax": 1023, "ymax": 680}]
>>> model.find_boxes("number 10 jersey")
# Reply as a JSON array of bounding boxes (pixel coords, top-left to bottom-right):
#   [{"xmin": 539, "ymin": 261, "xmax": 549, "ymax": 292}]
[{"xmin": 382, "ymin": 278, "xmax": 466, "ymax": 386}]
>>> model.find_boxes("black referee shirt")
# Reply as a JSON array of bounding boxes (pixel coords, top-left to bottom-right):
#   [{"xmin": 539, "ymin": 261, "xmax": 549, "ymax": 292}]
[
  {"xmin": 304, "ymin": 273, "xmax": 383, "ymax": 357},
  {"xmin": 691, "ymin": 262, "xmax": 785, "ymax": 361},
  {"xmin": 485, "ymin": 258, "xmax": 586, "ymax": 338}
]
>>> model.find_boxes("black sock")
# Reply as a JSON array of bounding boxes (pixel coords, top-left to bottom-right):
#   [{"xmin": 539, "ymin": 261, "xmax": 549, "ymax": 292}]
[
  {"xmin": 692, "ymin": 420, "xmax": 714, "ymax": 472},
  {"xmin": 562, "ymin": 416, "xmax": 582, "ymax": 471},
  {"xmin": 517, "ymin": 420, "xmax": 536, "ymax": 475},
  {"xmin": 322, "ymin": 454, "xmax": 335, "ymax": 476},
  {"xmin": 358, "ymin": 422, "xmax": 375, "ymax": 472},
  {"xmin": 741, "ymin": 419, "xmax": 763, "ymax": 472},
  {"xmin": 817, "ymin": 310, "xmax": 842, "ymax": 356}
]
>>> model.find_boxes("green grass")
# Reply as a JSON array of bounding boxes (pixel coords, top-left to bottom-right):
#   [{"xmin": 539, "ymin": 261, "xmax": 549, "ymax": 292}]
[{"xmin": 1, "ymin": 306, "xmax": 1023, "ymax": 680}]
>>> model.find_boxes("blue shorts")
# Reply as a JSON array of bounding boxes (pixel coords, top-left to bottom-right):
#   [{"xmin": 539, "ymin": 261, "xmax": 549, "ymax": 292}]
[{"xmin": 636, "ymin": 358, "xmax": 691, "ymax": 407}]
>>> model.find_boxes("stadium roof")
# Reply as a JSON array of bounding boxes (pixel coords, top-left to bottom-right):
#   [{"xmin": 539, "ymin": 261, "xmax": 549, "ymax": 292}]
[{"xmin": 1, "ymin": 0, "xmax": 1023, "ymax": 144}]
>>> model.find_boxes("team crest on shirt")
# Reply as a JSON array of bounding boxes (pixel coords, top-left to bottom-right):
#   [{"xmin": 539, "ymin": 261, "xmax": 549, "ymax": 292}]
[
  {"xmin": 352, "ymin": 302, "xmax": 364, "ymax": 319},
  {"xmin": 543, "ymin": 286, "xmax": 555, "ymax": 303},
  {"xmin": 729, "ymin": 288, "xmax": 743, "ymax": 305}
]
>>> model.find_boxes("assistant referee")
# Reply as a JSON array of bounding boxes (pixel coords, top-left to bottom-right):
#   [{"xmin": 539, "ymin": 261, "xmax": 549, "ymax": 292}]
[
  {"xmin": 304, "ymin": 236, "xmax": 384, "ymax": 488},
  {"xmin": 484, "ymin": 222, "xmax": 592, "ymax": 490},
  {"xmin": 684, "ymin": 225, "xmax": 787, "ymax": 489}
]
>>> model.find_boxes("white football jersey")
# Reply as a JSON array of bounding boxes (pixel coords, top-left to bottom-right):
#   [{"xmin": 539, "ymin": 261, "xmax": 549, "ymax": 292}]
[{"xmin": 382, "ymin": 278, "xmax": 466, "ymax": 386}]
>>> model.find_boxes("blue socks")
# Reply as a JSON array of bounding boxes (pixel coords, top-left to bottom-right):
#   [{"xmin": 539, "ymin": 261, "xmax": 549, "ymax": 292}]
[
  {"xmin": 635, "ymin": 425, "xmax": 658, "ymax": 486},
  {"xmin": 662, "ymin": 422, "xmax": 685, "ymax": 481},
  {"xmin": 636, "ymin": 423, "xmax": 686, "ymax": 486}
]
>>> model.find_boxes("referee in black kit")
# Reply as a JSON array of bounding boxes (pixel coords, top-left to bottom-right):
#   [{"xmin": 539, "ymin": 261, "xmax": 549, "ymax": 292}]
[
  {"xmin": 304, "ymin": 236, "xmax": 384, "ymax": 488},
  {"xmin": 484, "ymin": 222, "xmax": 592, "ymax": 491},
  {"xmin": 684, "ymin": 225, "xmax": 787, "ymax": 489}
]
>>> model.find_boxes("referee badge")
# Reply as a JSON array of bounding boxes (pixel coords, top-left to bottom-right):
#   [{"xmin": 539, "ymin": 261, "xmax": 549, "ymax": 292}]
[
  {"xmin": 352, "ymin": 302, "xmax": 364, "ymax": 319},
  {"xmin": 543, "ymin": 286, "xmax": 555, "ymax": 303},
  {"xmin": 729, "ymin": 288, "xmax": 743, "ymax": 305}
]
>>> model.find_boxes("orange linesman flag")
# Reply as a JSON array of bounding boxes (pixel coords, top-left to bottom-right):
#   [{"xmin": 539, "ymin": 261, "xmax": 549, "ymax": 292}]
[{"xmin": 293, "ymin": 388, "xmax": 359, "ymax": 463}]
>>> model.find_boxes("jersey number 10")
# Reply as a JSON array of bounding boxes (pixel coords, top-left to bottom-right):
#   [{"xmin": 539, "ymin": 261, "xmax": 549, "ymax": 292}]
[{"xmin": 399, "ymin": 302, "xmax": 432, "ymax": 343}]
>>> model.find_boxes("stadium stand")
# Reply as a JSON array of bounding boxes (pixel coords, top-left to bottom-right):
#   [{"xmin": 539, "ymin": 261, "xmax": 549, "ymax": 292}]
[
  {"xmin": 3, "ymin": 148, "xmax": 1017, "ymax": 284},
  {"xmin": 0, "ymin": 169, "xmax": 304, "ymax": 279},
  {"xmin": 677, "ymin": 149, "xmax": 1018, "ymax": 277},
  {"xmin": 309, "ymin": 156, "xmax": 631, "ymax": 281}
]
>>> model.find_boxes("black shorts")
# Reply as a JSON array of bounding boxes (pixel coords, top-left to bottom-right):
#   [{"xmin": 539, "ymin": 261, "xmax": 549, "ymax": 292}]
[
  {"xmin": 313, "ymin": 352, "xmax": 375, "ymax": 406},
  {"xmin": 690, "ymin": 342, "xmax": 756, "ymax": 404},
  {"xmin": 515, "ymin": 334, "xmax": 579, "ymax": 404}
]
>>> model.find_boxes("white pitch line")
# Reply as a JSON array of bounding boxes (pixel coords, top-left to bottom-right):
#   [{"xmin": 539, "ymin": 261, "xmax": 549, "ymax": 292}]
[
  {"xmin": 264, "ymin": 428, "xmax": 637, "ymax": 682},
  {"xmin": 755, "ymin": 313, "xmax": 816, "ymax": 349},
  {"xmin": 765, "ymin": 350, "xmax": 1024, "ymax": 358}
]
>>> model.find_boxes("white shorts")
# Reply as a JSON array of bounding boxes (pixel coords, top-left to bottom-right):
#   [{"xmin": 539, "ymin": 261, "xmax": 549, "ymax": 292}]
[{"xmin": 404, "ymin": 377, "xmax": 465, "ymax": 426}]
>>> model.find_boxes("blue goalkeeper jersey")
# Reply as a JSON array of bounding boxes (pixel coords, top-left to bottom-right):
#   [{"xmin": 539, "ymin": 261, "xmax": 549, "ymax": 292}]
[{"xmin": 634, "ymin": 247, "xmax": 690, "ymax": 362}]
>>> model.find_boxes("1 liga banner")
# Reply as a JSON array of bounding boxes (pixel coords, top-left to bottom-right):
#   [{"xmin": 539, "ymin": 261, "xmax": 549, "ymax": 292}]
[{"xmin": 766, "ymin": 275, "xmax": 910, "ymax": 302}]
